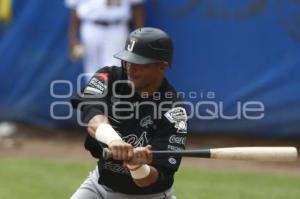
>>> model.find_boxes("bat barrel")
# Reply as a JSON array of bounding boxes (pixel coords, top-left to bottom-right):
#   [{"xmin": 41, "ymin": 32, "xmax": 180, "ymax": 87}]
[{"xmin": 210, "ymin": 147, "xmax": 298, "ymax": 162}]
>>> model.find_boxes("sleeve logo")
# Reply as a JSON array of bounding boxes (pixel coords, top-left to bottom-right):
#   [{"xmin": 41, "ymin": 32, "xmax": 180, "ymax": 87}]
[
  {"xmin": 164, "ymin": 107, "xmax": 187, "ymax": 133},
  {"xmin": 84, "ymin": 77, "xmax": 107, "ymax": 95},
  {"xmin": 168, "ymin": 157, "xmax": 177, "ymax": 165}
]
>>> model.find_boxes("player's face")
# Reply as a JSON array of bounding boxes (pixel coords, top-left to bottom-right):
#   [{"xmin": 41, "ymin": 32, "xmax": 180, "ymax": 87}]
[{"xmin": 124, "ymin": 62, "xmax": 164, "ymax": 91}]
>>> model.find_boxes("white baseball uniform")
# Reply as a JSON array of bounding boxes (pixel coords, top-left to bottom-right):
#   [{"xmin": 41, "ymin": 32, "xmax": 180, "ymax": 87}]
[{"xmin": 65, "ymin": 0, "xmax": 144, "ymax": 79}]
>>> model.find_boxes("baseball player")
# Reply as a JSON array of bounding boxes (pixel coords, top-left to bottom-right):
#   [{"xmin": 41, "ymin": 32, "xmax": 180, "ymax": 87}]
[
  {"xmin": 71, "ymin": 27, "xmax": 188, "ymax": 199},
  {"xmin": 65, "ymin": 0, "xmax": 144, "ymax": 80}
]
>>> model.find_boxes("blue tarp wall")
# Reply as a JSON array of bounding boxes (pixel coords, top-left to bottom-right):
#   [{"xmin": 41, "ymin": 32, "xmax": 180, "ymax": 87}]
[{"xmin": 1, "ymin": 0, "xmax": 300, "ymax": 137}]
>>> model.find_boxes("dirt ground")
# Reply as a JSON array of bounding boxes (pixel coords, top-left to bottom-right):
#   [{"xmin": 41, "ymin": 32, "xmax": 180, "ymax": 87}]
[{"xmin": 0, "ymin": 123, "xmax": 299, "ymax": 176}]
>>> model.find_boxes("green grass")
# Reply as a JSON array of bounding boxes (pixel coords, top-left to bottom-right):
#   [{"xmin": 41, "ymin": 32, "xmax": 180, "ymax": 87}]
[
  {"xmin": 0, "ymin": 159, "xmax": 299, "ymax": 199},
  {"xmin": 174, "ymin": 167, "xmax": 300, "ymax": 199},
  {"xmin": 0, "ymin": 159, "xmax": 94, "ymax": 199}
]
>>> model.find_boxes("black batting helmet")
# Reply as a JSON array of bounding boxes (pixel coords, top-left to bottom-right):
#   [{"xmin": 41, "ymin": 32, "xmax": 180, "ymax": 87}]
[{"xmin": 114, "ymin": 27, "xmax": 173, "ymax": 65}]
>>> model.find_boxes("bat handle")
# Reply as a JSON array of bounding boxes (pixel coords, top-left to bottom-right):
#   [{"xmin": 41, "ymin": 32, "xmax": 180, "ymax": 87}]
[{"xmin": 102, "ymin": 148, "xmax": 112, "ymax": 160}]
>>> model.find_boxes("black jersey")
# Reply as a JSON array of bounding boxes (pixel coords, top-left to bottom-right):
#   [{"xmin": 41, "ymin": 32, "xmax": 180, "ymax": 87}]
[{"xmin": 71, "ymin": 66, "xmax": 188, "ymax": 194}]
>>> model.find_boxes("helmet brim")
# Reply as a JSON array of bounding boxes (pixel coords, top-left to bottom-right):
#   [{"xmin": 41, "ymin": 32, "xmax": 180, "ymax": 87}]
[{"xmin": 114, "ymin": 50, "xmax": 161, "ymax": 65}]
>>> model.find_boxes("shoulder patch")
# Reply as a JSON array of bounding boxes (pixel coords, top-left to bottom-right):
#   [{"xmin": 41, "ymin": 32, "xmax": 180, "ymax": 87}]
[
  {"xmin": 84, "ymin": 77, "xmax": 107, "ymax": 95},
  {"xmin": 164, "ymin": 107, "xmax": 187, "ymax": 133}
]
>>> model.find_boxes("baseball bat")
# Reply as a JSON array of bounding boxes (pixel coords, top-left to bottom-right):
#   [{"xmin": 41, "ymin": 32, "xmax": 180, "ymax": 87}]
[{"xmin": 102, "ymin": 147, "xmax": 298, "ymax": 162}]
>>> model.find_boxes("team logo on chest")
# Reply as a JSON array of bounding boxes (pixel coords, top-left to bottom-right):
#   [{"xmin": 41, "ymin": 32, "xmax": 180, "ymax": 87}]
[
  {"xmin": 127, "ymin": 38, "xmax": 137, "ymax": 52},
  {"xmin": 140, "ymin": 115, "xmax": 153, "ymax": 128},
  {"xmin": 122, "ymin": 131, "xmax": 148, "ymax": 147}
]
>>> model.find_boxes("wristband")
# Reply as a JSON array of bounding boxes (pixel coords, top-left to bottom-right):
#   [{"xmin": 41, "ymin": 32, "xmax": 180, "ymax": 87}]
[
  {"xmin": 128, "ymin": 164, "xmax": 151, "ymax": 179},
  {"xmin": 95, "ymin": 123, "xmax": 122, "ymax": 145}
]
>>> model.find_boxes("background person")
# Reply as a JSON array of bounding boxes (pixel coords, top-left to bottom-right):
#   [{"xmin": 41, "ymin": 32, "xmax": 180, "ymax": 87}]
[{"xmin": 65, "ymin": 0, "xmax": 145, "ymax": 81}]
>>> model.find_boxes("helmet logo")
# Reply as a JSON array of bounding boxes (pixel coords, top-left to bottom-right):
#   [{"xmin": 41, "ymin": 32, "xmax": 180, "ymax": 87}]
[{"xmin": 127, "ymin": 38, "xmax": 137, "ymax": 52}]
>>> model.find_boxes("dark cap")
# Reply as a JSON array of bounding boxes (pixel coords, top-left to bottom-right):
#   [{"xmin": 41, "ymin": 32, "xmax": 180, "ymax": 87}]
[{"xmin": 114, "ymin": 27, "xmax": 173, "ymax": 65}]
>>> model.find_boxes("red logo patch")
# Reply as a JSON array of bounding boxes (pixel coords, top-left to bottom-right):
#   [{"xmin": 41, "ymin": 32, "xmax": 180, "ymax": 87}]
[{"xmin": 98, "ymin": 73, "xmax": 109, "ymax": 81}]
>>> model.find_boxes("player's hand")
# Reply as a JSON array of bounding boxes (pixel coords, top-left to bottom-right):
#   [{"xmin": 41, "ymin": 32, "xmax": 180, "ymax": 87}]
[
  {"xmin": 108, "ymin": 140, "xmax": 133, "ymax": 161},
  {"xmin": 125, "ymin": 145, "xmax": 153, "ymax": 166}
]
